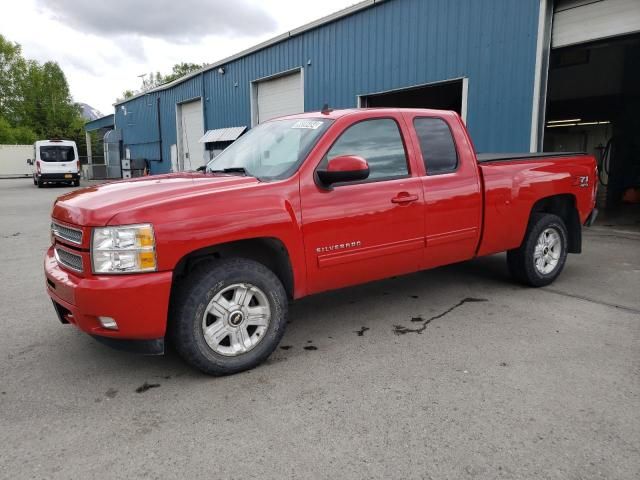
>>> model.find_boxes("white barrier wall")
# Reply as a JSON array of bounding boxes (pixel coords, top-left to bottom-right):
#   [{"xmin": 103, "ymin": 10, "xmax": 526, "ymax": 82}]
[{"xmin": 0, "ymin": 145, "xmax": 32, "ymax": 177}]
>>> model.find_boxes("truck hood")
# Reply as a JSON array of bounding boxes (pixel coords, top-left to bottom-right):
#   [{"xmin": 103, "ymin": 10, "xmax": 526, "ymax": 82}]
[{"xmin": 52, "ymin": 173, "xmax": 259, "ymax": 226}]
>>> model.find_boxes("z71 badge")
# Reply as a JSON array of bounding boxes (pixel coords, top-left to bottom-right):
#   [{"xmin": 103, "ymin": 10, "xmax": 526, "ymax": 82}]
[{"xmin": 573, "ymin": 175, "xmax": 589, "ymax": 187}]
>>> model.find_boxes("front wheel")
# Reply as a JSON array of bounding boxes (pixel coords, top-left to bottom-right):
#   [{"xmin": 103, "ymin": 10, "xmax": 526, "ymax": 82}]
[
  {"xmin": 507, "ymin": 213, "xmax": 568, "ymax": 287},
  {"xmin": 170, "ymin": 258, "xmax": 288, "ymax": 375}
]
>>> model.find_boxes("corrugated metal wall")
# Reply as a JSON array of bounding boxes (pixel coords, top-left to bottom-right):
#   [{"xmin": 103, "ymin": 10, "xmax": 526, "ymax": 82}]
[
  {"xmin": 117, "ymin": 0, "xmax": 541, "ymax": 174},
  {"xmin": 114, "ymin": 94, "xmax": 161, "ymax": 163}
]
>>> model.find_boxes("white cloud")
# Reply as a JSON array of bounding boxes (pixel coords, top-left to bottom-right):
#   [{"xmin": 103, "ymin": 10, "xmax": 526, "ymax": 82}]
[
  {"xmin": 36, "ymin": 0, "xmax": 279, "ymax": 41},
  {"xmin": 1, "ymin": 0, "xmax": 357, "ymax": 113},
  {"xmin": 113, "ymin": 35, "xmax": 147, "ymax": 62}
]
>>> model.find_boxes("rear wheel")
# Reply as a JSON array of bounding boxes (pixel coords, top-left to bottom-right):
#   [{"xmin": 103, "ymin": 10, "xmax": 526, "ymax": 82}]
[
  {"xmin": 73, "ymin": 178, "xmax": 80, "ymax": 187},
  {"xmin": 36, "ymin": 178, "xmax": 43, "ymax": 188},
  {"xmin": 507, "ymin": 213, "xmax": 568, "ymax": 287},
  {"xmin": 170, "ymin": 258, "xmax": 288, "ymax": 375}
]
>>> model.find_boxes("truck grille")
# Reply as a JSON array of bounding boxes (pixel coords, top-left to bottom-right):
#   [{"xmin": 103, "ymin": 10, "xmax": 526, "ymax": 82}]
[
  {"xmin": 51, "ymin": 222, "xmax": 83, "ymax": 245},
  {"xmin": 54, "ymin": 247, "xmax": 83, "ymax": 272}
]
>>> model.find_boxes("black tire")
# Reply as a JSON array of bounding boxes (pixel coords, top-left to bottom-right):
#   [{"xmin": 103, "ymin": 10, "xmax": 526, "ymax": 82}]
[
  {"xmin": 37, "ymin": 179, "xmax": 43, "ymax": 188},
  {"xmin": 170, "ymin": 258, "xmax": 288, "ymax": 375},
  {"xmin": 507, "ymin": 213, "xmax": 568, "ymax": 287},
  {"xmin": 73, "ymin": 179, "xmax": 80, "ymax": 187},
  {"xmin": 33, "ymin": 176, "xmax": 37, "ymax": 185}
]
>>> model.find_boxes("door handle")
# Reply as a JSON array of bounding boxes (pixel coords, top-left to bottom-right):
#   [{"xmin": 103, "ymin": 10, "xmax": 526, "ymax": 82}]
[{"xmin": 391, "ymin": 193, "xmax": 419, "ymax": 204}]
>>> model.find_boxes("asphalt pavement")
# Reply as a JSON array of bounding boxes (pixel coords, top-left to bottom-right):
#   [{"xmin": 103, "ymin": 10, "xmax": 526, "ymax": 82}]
[{"xmin": 1, "ymin": 178, "xmax": 638, "ymax": 479}]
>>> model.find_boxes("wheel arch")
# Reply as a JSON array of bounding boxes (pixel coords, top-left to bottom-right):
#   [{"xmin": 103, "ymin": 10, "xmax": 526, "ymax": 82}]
[
  {"xmin": 529, "ymin": 194, "xmax": 581, "ymax": 253},
  {"xmin": 172, "ymin": 236, "xmax": 295, "ymax": 299}
]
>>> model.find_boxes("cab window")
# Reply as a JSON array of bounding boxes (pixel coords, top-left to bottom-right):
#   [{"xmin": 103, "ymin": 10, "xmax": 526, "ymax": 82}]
[{"xmin": 322, "ymin": 118, "xmax": 409, "ymax": 181}]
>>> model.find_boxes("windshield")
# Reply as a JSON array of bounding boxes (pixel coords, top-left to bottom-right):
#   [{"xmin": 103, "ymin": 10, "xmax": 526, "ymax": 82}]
[
  {"xmin": 39, "ymin": 145, "xmax": 75, "ymax": 162},
  {"xmin": 206, "ymin": 118, "xmax": 332, "ymax": 179}
]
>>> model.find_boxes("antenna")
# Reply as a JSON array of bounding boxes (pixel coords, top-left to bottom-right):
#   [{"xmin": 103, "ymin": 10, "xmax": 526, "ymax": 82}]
[{"xmin": 321, "ymin": 103, "xmax": 333, "ymax": 115}]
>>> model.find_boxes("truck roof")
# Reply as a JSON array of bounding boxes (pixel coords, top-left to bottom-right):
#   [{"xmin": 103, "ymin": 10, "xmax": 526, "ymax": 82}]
[{"xmin": 276, "ymin": 107, "xmax": 459, "ymax": 121}]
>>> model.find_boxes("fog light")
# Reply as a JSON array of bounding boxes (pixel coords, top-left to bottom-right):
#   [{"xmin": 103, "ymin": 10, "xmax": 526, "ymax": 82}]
[{"xmin": 98, "ymin": 316, "xmax": 118, "ymax": 330}]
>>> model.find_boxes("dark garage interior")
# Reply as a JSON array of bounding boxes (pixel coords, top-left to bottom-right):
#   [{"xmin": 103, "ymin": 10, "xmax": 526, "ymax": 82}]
[
  {"xmin": 544, "ymin": 33, "xmax": 640, "ymax": 224},
  {"xmin": 359, "ymin": 79, "xmax": 463, "ymax": 115}
]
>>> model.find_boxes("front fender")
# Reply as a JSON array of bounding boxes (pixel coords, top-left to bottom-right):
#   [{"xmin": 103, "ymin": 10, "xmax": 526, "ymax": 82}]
[{"xmin": 108, "ymin": 178, "xmax": 308, "ymax": 298}]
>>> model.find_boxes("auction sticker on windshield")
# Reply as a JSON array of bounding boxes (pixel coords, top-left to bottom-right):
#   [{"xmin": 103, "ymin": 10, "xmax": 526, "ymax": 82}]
[{"xmin": 292, "ymin": 120, "xmax": 324, "ymax": 129}]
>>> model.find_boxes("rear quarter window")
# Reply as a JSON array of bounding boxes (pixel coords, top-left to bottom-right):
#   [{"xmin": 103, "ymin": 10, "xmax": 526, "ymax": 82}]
[{"xmin": 413, "ymin": 117, "xmax": 458, "ymax": 175}]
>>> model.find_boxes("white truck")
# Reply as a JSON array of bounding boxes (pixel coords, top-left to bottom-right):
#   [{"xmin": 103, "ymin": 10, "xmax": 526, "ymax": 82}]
[{"xmin": 28, "ymin": 139, "xmax": 80, "ymax": 187}]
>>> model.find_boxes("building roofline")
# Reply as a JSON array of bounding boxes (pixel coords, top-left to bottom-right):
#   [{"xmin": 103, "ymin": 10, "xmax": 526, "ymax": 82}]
[
  {"xmin": 114, "ymin": 0, "xmax": 387, "ymax": 106},
  {"xmin": 84, "ymin": 113, "xmax": 114, "ymax": 125},
  {"xmin": 84, "ymin": 113, "xmax": 115, "ymax": 132}
]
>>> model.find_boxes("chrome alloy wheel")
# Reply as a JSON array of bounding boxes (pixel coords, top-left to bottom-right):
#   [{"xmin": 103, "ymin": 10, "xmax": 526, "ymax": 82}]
[
  {"xmin": 201, "ymin": 283, "xmax": 271, "ymax": 356},
  {"xmin": 533, "ymin": 227, "xmax": 562, "ymax": 275}
]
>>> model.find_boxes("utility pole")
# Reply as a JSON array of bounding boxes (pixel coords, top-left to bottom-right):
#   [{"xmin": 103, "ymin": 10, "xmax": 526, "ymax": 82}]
[{"xmin": 137, "ymin": 73, "xmax": 147, "ymax": 90}]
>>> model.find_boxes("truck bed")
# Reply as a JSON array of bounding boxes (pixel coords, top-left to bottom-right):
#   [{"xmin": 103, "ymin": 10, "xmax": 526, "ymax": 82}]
[
  {"xmin": 477, "ymin": 152, "xmax": 587, "ymax": 163},
  {"xmin": 476, "ymin": 153, "xmax": 597, "ymax": 257}
]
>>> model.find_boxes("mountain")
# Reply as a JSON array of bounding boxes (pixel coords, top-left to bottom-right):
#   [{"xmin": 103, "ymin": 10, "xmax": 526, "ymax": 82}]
[{"xmin": 78, "ymin": 103, "xmax": 104, "ymax": 121}]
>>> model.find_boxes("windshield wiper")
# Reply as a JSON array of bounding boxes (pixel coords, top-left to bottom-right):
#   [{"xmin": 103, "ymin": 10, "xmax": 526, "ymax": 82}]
[{"xmin": 207, "ymin": 167, "xmax": 251, "ymax": 176}]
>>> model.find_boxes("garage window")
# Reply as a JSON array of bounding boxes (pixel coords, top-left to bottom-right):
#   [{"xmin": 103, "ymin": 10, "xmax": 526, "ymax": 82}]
[
  {"xmin": 413, "ymin": 117, "xmax": 458, "ymax": 175},
  {"xmin": 323, "ymin": 119, "xmax": 408, "ymax": 181}
]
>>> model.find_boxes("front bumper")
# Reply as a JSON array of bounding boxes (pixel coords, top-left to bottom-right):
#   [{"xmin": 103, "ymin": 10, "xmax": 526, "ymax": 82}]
[{"xmin": 45, "ymin": 246, "xmax": 173, "ymax": 344}]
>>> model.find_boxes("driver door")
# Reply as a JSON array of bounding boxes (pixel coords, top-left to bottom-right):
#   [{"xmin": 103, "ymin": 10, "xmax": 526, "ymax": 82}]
[{"xmin": 300, "ymin": 114, "xmax": 425, "ymax": 295}]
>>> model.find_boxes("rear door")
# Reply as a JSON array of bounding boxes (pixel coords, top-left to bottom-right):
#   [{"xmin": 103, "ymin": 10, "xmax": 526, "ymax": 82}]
[
  {"xmin": 300, "ymin": 113, "xmax": 426, "ymax": 294},
  {"xmin": 403, "ymin": 113, "xmax": 482, "ymax": 268},
  {"xmin": 38, "ymin": 143, "xmax": 78, "ymax": 175}
]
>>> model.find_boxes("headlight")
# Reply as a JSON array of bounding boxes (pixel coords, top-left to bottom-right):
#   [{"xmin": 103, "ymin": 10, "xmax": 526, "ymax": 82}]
[{"xmin": 91, "ymin": 224, "xmax": 157, "ymax": 274}]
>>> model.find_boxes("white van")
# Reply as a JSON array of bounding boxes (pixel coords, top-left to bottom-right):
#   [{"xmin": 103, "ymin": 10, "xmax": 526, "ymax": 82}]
[{"xmin": 27, "ymin": 139, "xmax": 80, "ymax": 187}]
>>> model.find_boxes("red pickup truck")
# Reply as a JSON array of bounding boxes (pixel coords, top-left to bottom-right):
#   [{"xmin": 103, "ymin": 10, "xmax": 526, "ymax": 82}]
[{"xmin": 45, "ymin": 108, "xmax": 597, "ymax": 375}]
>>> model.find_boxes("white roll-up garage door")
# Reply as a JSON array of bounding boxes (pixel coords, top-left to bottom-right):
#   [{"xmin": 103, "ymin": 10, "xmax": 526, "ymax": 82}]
[
  {"xmin": 179, "ymin": 99, "xmax": 205, "ymax": 170},
  {"xmin": 553, "ymin": 0, "xmax": 640, "ymax": 48},
  {"xmin": 255, "ymin": 71, "xmax": 303, "ymax": 124}
]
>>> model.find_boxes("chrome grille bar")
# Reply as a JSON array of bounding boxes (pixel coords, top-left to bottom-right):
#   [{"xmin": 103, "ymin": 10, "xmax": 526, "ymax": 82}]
[
  {"xmin": 51, "ymin": 222, "xmax": 83, "ymax": 245},
  {"xmin": 54, "ymin": 247, "xmax": 83, "ymax": 272}
]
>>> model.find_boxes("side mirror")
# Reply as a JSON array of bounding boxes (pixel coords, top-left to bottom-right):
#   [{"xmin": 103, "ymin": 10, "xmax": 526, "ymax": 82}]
[
  {"xmin": 316, "ymin": 155, "xmax": 369, "ymax": 187},
  {"xmin": 196, "ymin": 165, "xmax": 207, "ymax": 172},
  {"xmin": 27, "ymin": 159, "xmax": 32, "ymax": 165}
]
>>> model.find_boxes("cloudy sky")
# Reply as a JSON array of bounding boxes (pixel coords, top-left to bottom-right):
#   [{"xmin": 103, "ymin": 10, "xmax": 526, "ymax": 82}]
[{"xmin": 1, "ymin": 0, "xmax": 355, "ymax": 115}]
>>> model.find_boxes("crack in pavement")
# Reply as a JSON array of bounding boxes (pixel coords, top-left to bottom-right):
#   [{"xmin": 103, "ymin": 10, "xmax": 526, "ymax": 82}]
[
  {"xmin": 135, "ymin": 382, "xmax": 160, "ymax": 393},
  {"xmin": 0, "ymin": 232, "xmax": 21, "ymax": 239},
  {"xmin": 542, "ymin": 288, "xmax": 640, "ymax": 315},
  {"xmin": 355, "ymin": 326, "xmax": 370, "ymax": 336},
  {"xmin": 586, "ymin": 232, "xmax": 640, "ymax": 242},
  {"xmin": 393, "ymin": 297, "xmax": 488, "ymax": 335}
]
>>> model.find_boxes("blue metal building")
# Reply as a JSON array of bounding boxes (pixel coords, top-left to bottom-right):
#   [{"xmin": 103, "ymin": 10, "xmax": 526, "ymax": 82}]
[{"xmin": 102, "ymin": 0, "xmax": 551, "ymax": 174}]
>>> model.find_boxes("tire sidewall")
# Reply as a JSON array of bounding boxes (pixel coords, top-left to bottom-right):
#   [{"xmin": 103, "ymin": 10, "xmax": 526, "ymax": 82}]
[
  {"xmin": 524, "ymin": 215, "xmax": 568, "ymax": 286},
  {"xmin": 176, "ymin": 259, "xmax": 288, "ymax": 374}
]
